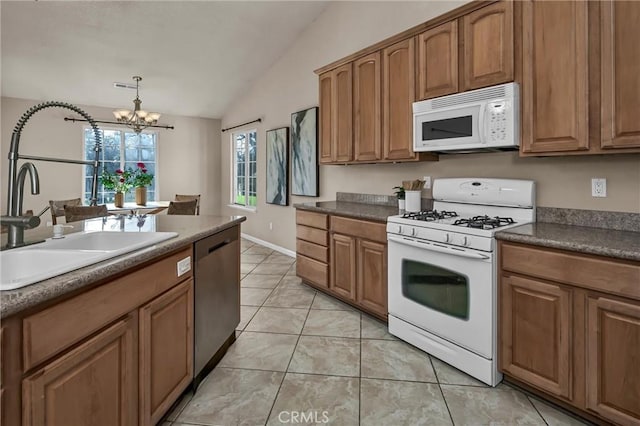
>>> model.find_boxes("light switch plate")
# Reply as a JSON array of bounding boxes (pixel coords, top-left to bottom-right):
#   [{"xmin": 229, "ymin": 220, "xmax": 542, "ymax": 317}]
[
  {"xmin": 177, "ymin": 256, "xmax": 191, "ymax": 276},
  {"xmin": 591, "ymin": 178, "xmax": 607, "ymax": 197}
]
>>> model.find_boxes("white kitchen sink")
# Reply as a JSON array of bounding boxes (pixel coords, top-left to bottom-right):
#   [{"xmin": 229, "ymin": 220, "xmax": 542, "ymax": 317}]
[{"xmin": 0, "ymin": 231, "xmax": 178, "ymax": 291}]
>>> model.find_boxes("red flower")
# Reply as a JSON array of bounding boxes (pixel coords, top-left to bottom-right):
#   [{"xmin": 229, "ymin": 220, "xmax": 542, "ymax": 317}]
[
  {"xmin": 115, "ymin": 169, "xmax": 123, "ymax": 174},
  {"xmin": 119, "ymin": 178, "xmax": 125, "ymax": 183},
  {"xmin": 137, "ymin": 162, "xmax": 145, "ymax": 168},
  {"xmin": 142, "ymin": 168, "xmax": 148, "ymax": 173}
]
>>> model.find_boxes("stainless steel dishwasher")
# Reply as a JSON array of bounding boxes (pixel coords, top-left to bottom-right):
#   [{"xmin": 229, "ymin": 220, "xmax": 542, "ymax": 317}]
[{"xmin": 193, "ymin": 225, "xmax": 240, "ymax": 389}]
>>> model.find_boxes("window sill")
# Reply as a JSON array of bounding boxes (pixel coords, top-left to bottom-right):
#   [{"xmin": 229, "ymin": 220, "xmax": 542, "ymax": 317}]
[{"xmin": 227, "ymin": 204, "xmax": 257, "ymax": 213}]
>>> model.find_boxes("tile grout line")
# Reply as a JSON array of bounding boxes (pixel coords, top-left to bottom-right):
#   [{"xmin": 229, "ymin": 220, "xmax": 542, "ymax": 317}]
[
  {"xmin": 358, "ymin": 314, "xmax": 363, "ymax": 425},
  {"xmin": 263, "ymin": 279, "xmax": 316, "ymax": 425},
  {"xmin": 429, "ymin": 356, "xmax": 456, "ymax": 426},
  {"xmin": 526, "ymin": 395, "xmax": 551, "ymax": 426}
]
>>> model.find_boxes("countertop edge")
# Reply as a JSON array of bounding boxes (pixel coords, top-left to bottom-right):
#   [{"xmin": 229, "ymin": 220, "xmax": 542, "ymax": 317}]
[
  {"xmin": 294, "ymin": 202, "xmax": 395, "ymax": 223},
  {"xmin": 496, "ymin": 227, "xmax": 640, "ymax": 262},
  {"xmin": 1, "ymin": 217, "xmax": 246, "ymax": 318}
]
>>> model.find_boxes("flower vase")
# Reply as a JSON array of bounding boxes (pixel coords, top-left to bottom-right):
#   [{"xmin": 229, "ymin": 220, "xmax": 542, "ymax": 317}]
[
  {"xmin": 135, "ymin": 187, "xmax": 147, "ymax": 206},
  {"xmin": 114, "ymin": 192, "xmax": 124, "ymax": 208}
]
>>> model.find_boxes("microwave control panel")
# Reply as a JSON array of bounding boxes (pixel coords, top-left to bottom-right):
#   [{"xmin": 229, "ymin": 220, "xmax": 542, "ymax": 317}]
[{"xmin": 487, "ymin": 101, "xmax": 509, "ymax": 143}]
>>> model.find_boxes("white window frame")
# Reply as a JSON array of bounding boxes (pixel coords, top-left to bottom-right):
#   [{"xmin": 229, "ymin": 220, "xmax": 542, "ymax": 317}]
[
  {"xmin": 230, "ymin": 129, "xmax": 257, "ymax": 211},
  {"xmin": 82, "ymin": 126, "xmax": 159, "ymax": 204}
]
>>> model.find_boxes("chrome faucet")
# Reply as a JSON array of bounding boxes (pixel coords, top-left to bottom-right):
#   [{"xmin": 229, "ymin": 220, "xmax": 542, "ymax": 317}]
[
  {"xmin": 1, "ymin": 101, "xmax": 102, "ymax": 250},
  {"xmin": 2, "ymin": 162, "xmax": 42, "ymax": 248}
]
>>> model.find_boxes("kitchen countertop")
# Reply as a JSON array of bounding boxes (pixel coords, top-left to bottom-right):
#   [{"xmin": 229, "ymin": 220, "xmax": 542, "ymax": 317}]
[
  {"xmin": 1, "ymin": 214, "xmax": 246, "ymax": 318},
  {"xmin": 295, "ymin": 201, "xmax": 400, "ymax": 223},
  {"xmin": 496, "ymin": 222, "xmax": 640, "ymax": 262}
]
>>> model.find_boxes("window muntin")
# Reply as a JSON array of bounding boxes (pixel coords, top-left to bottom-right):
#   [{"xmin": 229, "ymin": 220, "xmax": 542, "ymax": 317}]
[
  {"xmin": 84, "ymin": 128, "xmax": 157, "ymax": 204},
  {"xmin": 232, "ymin": 130, "xmax": 257, "ymax": 208}
]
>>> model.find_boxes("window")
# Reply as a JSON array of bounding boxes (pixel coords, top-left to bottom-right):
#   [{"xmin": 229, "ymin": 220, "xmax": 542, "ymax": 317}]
[
  {"xmin": 232, "ymin": 130, "xmax": 257, "ymax": 208},
  {"xmin": 83, "ymin": 128, "xmax": 158, "ymax": 204}
]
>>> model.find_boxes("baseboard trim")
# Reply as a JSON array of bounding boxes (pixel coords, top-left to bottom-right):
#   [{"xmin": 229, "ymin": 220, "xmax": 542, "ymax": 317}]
[{"xmin": 241, "ymin": 233, "xmax": 296, "ymax": 258}]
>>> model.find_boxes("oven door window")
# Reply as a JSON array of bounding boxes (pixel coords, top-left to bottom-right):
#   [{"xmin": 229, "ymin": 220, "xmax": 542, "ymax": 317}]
[{"xmin": 402, "ymin": 259, "xmax": 469, "ymax": 320}]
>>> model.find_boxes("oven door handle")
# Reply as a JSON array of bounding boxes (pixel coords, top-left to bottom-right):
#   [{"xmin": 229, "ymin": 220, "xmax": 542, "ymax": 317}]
[{"xmin": 387, "ymin": 235, "xmax": 490, "ymax": 260}]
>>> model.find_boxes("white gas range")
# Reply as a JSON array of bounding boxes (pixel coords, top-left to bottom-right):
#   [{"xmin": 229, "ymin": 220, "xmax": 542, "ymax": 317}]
[{"xmin": 386, "ymin": 178, "xmax": 535, "ymax": 386}]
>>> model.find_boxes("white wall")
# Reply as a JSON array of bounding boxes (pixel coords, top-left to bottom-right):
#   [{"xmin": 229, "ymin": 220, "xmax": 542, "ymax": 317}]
[
  {"xmin": 220, "ymin": 1, "xmax": 640, "ymax": 253},
  {"xmin": 1, "ymin": 97, "xmax": 221, "ymax": 222}
]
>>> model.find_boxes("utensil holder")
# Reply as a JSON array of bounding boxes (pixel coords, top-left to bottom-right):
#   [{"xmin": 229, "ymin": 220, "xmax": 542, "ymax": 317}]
[{"xmin": 405, "ymin": 190, "xmax": 421, "ymax": 212}]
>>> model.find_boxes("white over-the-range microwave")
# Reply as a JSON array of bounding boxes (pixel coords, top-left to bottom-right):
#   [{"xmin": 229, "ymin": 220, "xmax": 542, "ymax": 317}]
[{"xmin": 413, "ymin": 82, "xmax": 519, "ymax": 153}]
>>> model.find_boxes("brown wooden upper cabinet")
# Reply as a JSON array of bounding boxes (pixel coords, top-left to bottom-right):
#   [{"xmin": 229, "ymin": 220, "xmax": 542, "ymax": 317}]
[
  {"xmin": 416, "ymin": 21, "xmax": 459, "ymax": 100},
  {"xmin": 521, "ymin": 1, "xmax": 589, "ymax": 154},
  {"xmin": 354, "ymin": 52, "xmax": 382, "ymax": 162},
  {"xmin": 416, "ymin": 1, "xmax": 514, "ymax": 101},
  {"xmin": 319, "ymin": 64, "xmax": 353, "ymax": 164},
  {"xmin": 521, "ymin": 0, "xmax": 640, "ymax": 155},
  {"xmin": 600, "ymin": 0, "xmax": 640, "ymax": 150},
  {"xmin": 462, "ymin": 1, "xmax": 514, "ymax": 90}
]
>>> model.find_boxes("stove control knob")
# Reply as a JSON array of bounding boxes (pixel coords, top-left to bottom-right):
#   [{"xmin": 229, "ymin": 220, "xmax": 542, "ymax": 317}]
[
  {"xmin": 411, "ymin": 228, "xmax": 416, "ymax": 237},
  {"xmin": 445, "ymin": 233, "xmax": 451, "ymax": 243},
  {"xmin": 462, "ymin": 236, "xmax": 468, "ymax": 246},
  {"xmin": 397, "ymin": 225, "xmax": 402, "ymax": 234}
]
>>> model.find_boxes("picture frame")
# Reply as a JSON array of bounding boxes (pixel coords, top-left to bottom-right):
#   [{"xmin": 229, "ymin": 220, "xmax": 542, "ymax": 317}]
[
  {"xmin": 290, "ymin": 106, "xmax": 319, "ymax": 197},
  {"xmin": 265, "ymin": 127, "xmax": 289, "ymax": 206}
]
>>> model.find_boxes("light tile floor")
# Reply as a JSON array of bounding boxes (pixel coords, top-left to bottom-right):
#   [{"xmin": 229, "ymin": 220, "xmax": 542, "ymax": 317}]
[{"xmin": 164, "ymin": 238, "xmax": 591, "ymax": 426}]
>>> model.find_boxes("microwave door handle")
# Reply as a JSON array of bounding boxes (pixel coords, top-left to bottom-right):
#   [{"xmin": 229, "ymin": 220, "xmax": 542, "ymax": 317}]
[
  {"xmin": 478, "ymin": 103, "xmax": 487, "ymax": 144},
  {"xmin": 388, "ymin": 235, "xmax": 490, "ymax": 260}
]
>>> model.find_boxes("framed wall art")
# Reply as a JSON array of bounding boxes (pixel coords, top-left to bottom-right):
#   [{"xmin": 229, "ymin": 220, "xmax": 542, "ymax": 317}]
[
  {"xmin": 265, "ymin": 127, "xmax": 289, "ymax": 206},
  {"xmin": 291, "ymin": 106, "xmax": 319, "ymax": 197}
]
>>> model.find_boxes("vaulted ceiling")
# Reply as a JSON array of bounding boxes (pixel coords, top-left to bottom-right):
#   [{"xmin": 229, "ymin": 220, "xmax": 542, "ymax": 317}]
[{"xmin": 1, "ymin": 1, "xmax": 329, "ymax": 119}]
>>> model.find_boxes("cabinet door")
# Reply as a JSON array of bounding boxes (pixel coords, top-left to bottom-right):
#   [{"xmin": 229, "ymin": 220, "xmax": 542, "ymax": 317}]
[
  {"xmin": 356, "ymin": 239, "xmax": 387, "ymax": 318},
  {"xmin": 330, "ymin": 233, "xmax": 357, "ymax": 301},
  {"xmin": 319, "ymin": 71, "xmax": 334, "ymax": 164},
  {"xmin": 416, "ymin": 21, "xmax": 458, "ymax": 100},
  {"xmin": 600, "ymin": 0, "xmax": 640, "ymax": 149},
  {"xmin": 139, "ymin": 279, "xmax": 194, "ymax": 426},
  {"xmin": 586, "ymin": 295, "xmax": 640, "ymax": 424},
  {"xmin": 333, "ymin": 64, "xmax": 353, "ymax": 163},
  {"xmin": 383, "ymin": 38, "xmax": 416, "ymax": 161},
  {"xmin": 462, "ymin": 1, "xmax": 514, "ymax": 90},
  {"xmin": 521, "ymin": 1, "xmax": 589, "ymax": 154},
  {"xmin": 22, "ymin": 316, "xmax": 137, "ymax": 426},
  {"xmin": 500, "ymin": 274, "xmax": 572, "ymax": 400},
  {"xmin": 354, "ymin": 52, "xmax": 382, "ymax": 162}
]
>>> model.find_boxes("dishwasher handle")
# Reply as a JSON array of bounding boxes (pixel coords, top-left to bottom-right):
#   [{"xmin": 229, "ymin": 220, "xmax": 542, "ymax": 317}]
[
  {"xmin": 208, "ymin": 239, "xmax": 231, "ymax": 254},
  {"xmin": 195, "ymin": 227, "xmax": 238, "ymax": 262}
]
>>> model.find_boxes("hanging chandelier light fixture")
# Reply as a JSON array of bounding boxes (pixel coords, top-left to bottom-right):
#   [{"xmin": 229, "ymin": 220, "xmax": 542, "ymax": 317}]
[{"xmin": 112, "ymin": 76, "xmax": 161, "ymax": 134}]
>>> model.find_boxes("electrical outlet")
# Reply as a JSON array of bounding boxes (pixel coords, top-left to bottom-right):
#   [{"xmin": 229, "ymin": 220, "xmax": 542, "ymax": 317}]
[
  {"xmin": 423, "ymin": 176, "xmax": 432, "ymax": 189},
  {"xmin": 591, "ymin": 178, "xmax": 607, "ymax": 197},
  {"xmin": 269, "ymin": 222, "xmax": 273, "ymax": 231}
]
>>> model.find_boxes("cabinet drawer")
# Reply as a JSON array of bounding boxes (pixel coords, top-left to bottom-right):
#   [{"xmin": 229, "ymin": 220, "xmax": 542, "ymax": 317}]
[
  {"xmin": 22, "ymin": 247, "xmax": 192, "ymax": 372},
  {"xmin": 297, "ymin": 255, "xmax": 328, "ymax": 288},
  {"xmin": 297, "ymin": 239, "xmax": 329, "ymax": 263},
  {"xmin": 297, "ymin": 225, "xmax": 328, "ymax": 246},
  {"xmin": 296, "ymin": 210, "xmax": 328, "ymax": 230},
  {"xmin": 330, "ymin": 216, "xmax": 387, "ymax": 243},
  {"xmin": 500, "ymin": 242, "xmax": 640, "ymax": 300}
]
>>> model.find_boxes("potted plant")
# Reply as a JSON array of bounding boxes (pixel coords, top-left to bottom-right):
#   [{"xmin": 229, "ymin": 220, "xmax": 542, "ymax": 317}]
[
  {"xmin": 132, "ymin": 162, "xmax": 154, "ymax": 206},
  {"xmin": 393, "ymin": 186, "xmax": 405, "ymax": 210},
  {"xmin": 100, "ymin": 168, "xmax": 133, "ymax": 207}
]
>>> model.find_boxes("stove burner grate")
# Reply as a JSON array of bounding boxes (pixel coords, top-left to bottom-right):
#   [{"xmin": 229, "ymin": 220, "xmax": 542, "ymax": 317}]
[
  {"xmin": 401, "ymin": 210, "xmax": 458, "ymax": 221},
  {"xmin": 453, "ymin": 215, "xmax": 516, "ymax": 229}
]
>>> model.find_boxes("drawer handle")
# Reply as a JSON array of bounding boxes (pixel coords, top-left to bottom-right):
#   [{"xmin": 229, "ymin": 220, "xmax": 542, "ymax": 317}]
[{"xmin": 208, "ymin": 239, "xmax": 231, "ymax": 254}]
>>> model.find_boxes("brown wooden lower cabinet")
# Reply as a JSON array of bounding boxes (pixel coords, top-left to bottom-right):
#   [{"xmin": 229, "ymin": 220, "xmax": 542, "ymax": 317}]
[
  {"xmin": 500, "ymin": 274, "xmax": 572, "ymax": 400},
  {"xmin": 139, "ymin": 279, "xmax": 194, "ymax": 426},
  {"xmin": 296, "ymin": 211, "xmax": 388, "ymax": 320},
  {"xmin": 356, "ymin": 239, "xmax": 387, "ymax": 318},
  {"xmin": 586, "ymin": 295, "xmax": 640, "ymax": 425},
  {"xmin": 330, "ymin": 233, "xmax": 357, "ymax": 300},
  {"xmin": 22, "ymin": 315, "xmax": 138, "ymax": 426},
  {"xmin": 499, "ymin": 241, "xmax": 640, "ymax": 425}
]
